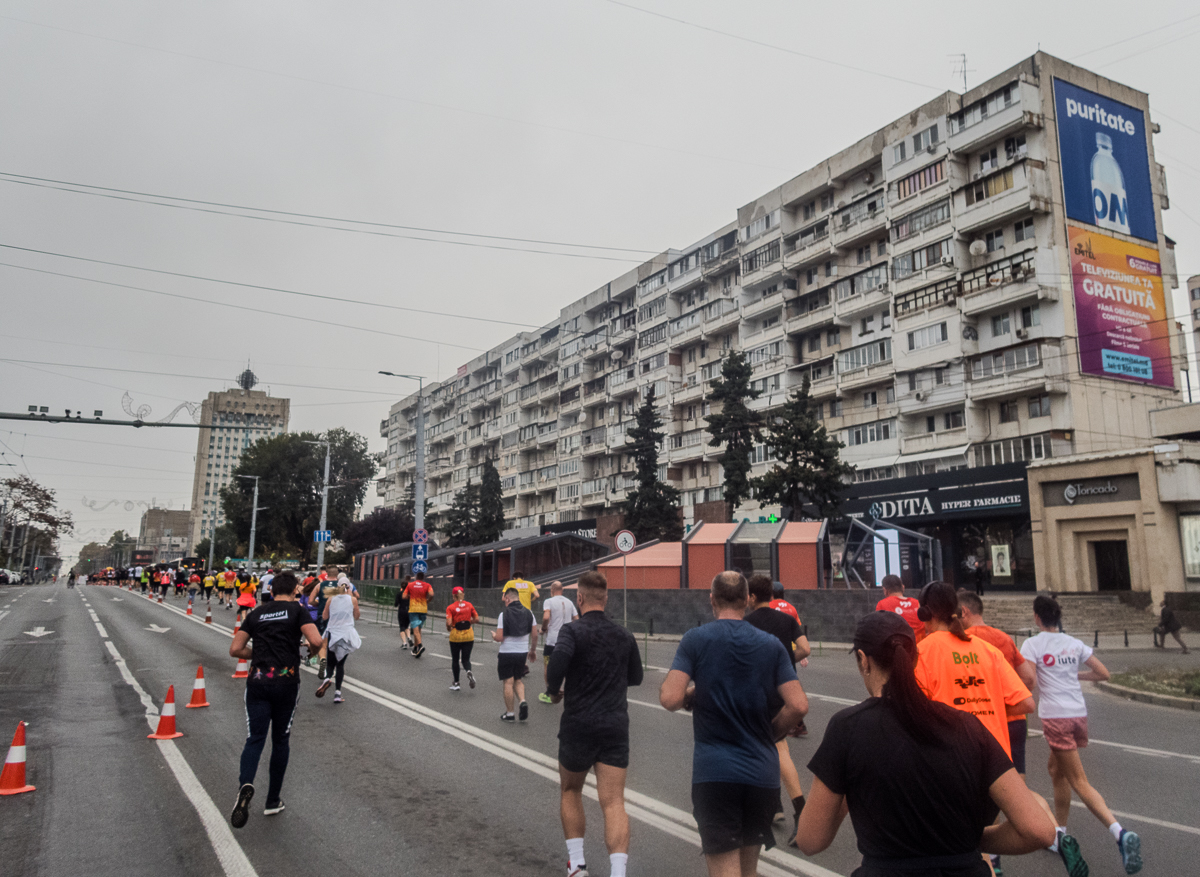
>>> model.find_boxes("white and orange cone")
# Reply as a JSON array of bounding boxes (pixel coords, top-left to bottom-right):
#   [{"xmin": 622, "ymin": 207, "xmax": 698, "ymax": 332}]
[
  {"xmin": 186, "ymin": 602, "xmax": 193, "ymax": 616},
  {"xmin": 185, "ymin": 666, "xmax": 210, "ymax": 708},
  {"xmin": 231, "ymin": 658, "xmax": 249, "ymax": 679},
  {"xmin": 157, "ymin": 593, "xmax": 163, "ymax": 604},
  {"xmin": 0, "ymin": 722, "xmax": 35, "ymax": 795},
  {"xmin": 204, "ymin": 604, "xmax": 212, "ymax": 624},
  {"xmin": 147, "ymin": 685, "xmax": 183, "ymax": 740}
]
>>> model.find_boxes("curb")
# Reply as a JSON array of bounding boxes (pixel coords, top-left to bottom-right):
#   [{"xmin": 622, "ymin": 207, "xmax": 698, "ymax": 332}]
[{"xmin": 1095, "ymin": 680, "xmax": 1200, "ymax": 712}]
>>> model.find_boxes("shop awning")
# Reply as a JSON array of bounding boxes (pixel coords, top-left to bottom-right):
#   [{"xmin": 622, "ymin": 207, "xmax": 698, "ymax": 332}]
[{"xmin": 894, "ymin": 443, "xmax": 972, "ymax": 466}]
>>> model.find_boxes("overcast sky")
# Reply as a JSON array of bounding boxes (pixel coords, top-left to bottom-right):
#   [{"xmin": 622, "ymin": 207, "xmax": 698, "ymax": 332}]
[{"xmin": 2, "ymin": 1, "xmax": 1198, "ymax": 564}]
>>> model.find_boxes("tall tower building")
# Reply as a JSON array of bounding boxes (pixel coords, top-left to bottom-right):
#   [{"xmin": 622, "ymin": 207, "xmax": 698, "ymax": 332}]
[{"xmin": 187, "ymin": 369, "xmax": 290, "ymax": 553}]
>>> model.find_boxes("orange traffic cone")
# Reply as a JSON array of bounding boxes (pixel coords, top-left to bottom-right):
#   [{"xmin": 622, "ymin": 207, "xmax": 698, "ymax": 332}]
[
  {"xmin": 147, "ymin": 686, "xmax": 183, "ymax": 740},
  {"xmin": 0, "ymin": 722, "xmax": 35, "ymax": 795},
  {"xmin": 234, "ymin": 620, "xmax": 241, "ymax": 635},
  {"xmin": 186, "ymin": 603, "xmax": 193, "ymax": 616},
  {"xmin": 185, "ymin": 666, "xmax": 210, "ymax": 708},
  {"xmin": 204, "ymin": 604, "xmax": 212, "ymax": 624},
  {"xmin": 232, "ymin": 658, "xmax": 249, "ymax": 679},
  {"xmin": 157, "ymin": 593, "xmax": 163, "ymax": 604}
]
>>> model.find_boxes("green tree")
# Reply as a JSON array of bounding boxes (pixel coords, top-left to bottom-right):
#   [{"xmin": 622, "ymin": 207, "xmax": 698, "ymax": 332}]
[
  {"xmin": 477, "ymin": 457, "xmax": 506, "ymax": 544},
  {"xmin": 342, "ymin": 505, "xmax": 414, "ymax": 554},
  {"xmin": 400, "ymin": 481, "xmax": 433, "ymax": 522},
  {"xmin": 2, "ymin": 475, "xmax": 73, "ymax": 567},
  {"xmin": 444, "ymin": 481, "xmax": 481, "ymax": 548},
  {"xmin": 76, "ymin": 542, "xmax": 107, "ymax": 575},
  {"xmin": 194, "ymin": 524, "xmax": 240, "ymax": 564},
  {"xmin": 623, "ymin": 387, "xmax": 683, "ymax": 542},
  {"xmin": 753, "ymin": 377, "xmax": 854, "ymax": 520},
  {"xmin": 704, "ymin": 351, "xmax": 763, "ymax": 509},
  {"xmin": 221, "ymin": 427, "xmax": 376, "ymax": 563}
]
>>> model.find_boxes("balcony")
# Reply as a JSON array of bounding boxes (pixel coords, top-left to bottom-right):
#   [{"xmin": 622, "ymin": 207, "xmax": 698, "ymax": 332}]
[
  {"xmin": 606, "ymin": 423, "xmax": 632, "ymax": 449},
  {"xmin": 955, "ymin": 161, "xmax": 1052, "ymax": 234},
  {"xmin": 536, "ymin": 423, "xmax": 558, "ymax": 446},
  {"xmin": 379, "ymin": 419, "xmax": 390, "ymax": 439},
  {"xmin": 967, "ymin": 343, "xmax": 1067, "ymax": 403},
  {"xmin": 785, "ymin": 296, "xmax": 835, "ymax": 335},
  {"xmin": 581, "ymin": 426, "xmax": 607, "ymax": 456},
  {"xmin": 607, "ymin": 366, "xmax": 638, "ymax": 397},
  {"xmin": 669, "ymin": 311, "xmax": 704, "ymax": 347},
  {"xmin": 782, "ymin": 225, "xmax": 833, "ymax": 271},
  {"xmin": 831, "ymin": 205, "xmax": 886, "ymax": 250},
  {"xmin": 701, "ymin": 247, "xmax": 739, "ymax": 279},
  {"xmin": 895, "ymin": 380, "xmax": 967, "ymax": 414},
  {"xmin": 946, "ymin": 80, "xmax": 1041, "ymax": 154},
  {"xmin": 838, "ymin": 360, "xmax": 896, "ymax": 393},
  {"xmin": 898, "ymin": 432, "xmax": 974, "ymax": 457},
  {"xmin": 959, "ymin": 248, "xmax": 1057, "ymax": 316},
  {"xmin": 673, "ymin": 375, "xmax": 706, "ymax": 404},
  {"xmin": 702, "ymin": 300, "xmax": 741, "ymax": 334},
  {"xmin": 834, "ymin": 283, "xmax": 890, "ymax": 323}
]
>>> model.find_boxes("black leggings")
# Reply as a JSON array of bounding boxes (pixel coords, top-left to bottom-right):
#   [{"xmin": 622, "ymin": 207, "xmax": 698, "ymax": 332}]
[
  {"xmin": 324, "ymin": 653, "xmax": 347, "ymax": 689},
  {"xmin": 450, "ymin": 641, "xmax": 473, "ymax": 683}
]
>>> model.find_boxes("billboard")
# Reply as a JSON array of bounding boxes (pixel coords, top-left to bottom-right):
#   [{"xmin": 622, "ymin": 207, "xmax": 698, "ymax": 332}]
[
  {"xmin": 1054, "ymin": 78, "xmax": 1157, "ymax": 242},
  {"xmin": 1069, "ymin": 226, "xmax": 1173, "ymax": 388}
]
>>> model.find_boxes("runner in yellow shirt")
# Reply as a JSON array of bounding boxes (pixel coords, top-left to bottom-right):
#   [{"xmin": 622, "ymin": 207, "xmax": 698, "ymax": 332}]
[{"xmin": 502, "ymin": 572, "xmax": 539, "ymax": 611}]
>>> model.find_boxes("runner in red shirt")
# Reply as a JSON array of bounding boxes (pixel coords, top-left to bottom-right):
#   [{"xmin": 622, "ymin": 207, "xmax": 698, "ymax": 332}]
[
  {"xmin": 445, "ymin": 587, "xmax": 480, "ymax": 691},
  {"xmin": 768, "ymin": 581, "xmax": 800, "ymax": 623},
  {"xmin": 402, "ymin": 577, "xmax": 434, "ymax": 658},
  {"xmin": 875, "ymin": 574, "xmax": 925, "ymax": 641}
]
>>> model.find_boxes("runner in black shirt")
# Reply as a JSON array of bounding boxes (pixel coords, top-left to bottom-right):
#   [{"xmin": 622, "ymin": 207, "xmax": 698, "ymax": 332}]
[
  {"xmin": 228, "ymin": 571, "xmax": 323, "ymax": 828},
  {"xmin": 546, "ymin": 572, "xmax": 643, "ymax": 877}
]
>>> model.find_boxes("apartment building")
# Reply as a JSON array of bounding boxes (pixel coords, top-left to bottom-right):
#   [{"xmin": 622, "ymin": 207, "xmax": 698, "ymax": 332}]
[
  {"xmin": 137, "ymin": 508, "xmax": 192, "ymax": 563},
  {"xmin": 187, "ymin": 384, "xmax": 290, "ymax": 552},
  {"xmin": 379, "ymin": 53, "xmax": 1183, "ymax": 589}
]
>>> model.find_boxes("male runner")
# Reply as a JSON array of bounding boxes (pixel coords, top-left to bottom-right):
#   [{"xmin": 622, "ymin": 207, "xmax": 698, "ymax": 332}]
[
  {"xmin": 174, "ymin": 565, "xmax": 188, "ymax": 597},
  {"xmin": 768, "ymin": 582, "xmax": 800, "ymax": 623},
  {"xmin": 187, "ymin": 570, "xmax": 201, "ymax": 607},
  {"xmin": 222, "ymin": 566, "xmax": 238, "ymax": 609},
  {"xmin": 539, "ymin": 581, "xmax": 578, "ymax": 704},
  {"xmin": 502, "ymin": 570, "xmax": 539, "ymax": 610},
  {"xmin": 493, "ymin": 588, "xmax": 538, "ymax": 722},
  {"xmin": 259, "ymin": 568, "xmax": 275, "ymax": 604},
  {"xmin": 875, "ymin": 573, "xmax": 925, "ymax": 641},
  {"xmin": 546, "ymin": 572, "xmax": 642, "ymax": 877},
  {"xmin": 402, "ymin": 575, "xmax": 433, "ymax": 657},
  {"xmin": 661, "ymin": 571, "xmax": 807, "ymax": 877},
  {"xmin": 229, "ymin": 571, "xmax": 323, "ymax": 827}
]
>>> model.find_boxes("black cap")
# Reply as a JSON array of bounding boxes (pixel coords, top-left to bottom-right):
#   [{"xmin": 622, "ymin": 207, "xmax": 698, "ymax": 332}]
[{"xmin": 853, "ymin": 611, "xmax": 916, "ymax": 656}]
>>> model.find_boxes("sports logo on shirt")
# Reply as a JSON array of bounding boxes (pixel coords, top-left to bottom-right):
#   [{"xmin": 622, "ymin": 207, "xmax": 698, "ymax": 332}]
[
  {"xmin": 953, "ymin": 675, "xmax": 986, "ymax": 689},
  {"xmin": 1043, "ymin": 654, "xmax": 1056, "ymax": 666}
]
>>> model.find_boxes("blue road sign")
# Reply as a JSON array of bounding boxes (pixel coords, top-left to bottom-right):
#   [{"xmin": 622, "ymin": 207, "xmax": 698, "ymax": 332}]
[
  {"xmin": 412, "ymin": 544, "xmax": 428, "ymax": 562},
  {"xmin": 411, "ymin": 560, "xmax": 428, "ymax": 575},
  {"xmin": 413, "ymin": 529, "xmax": 429, "ymax": 545},
  {"xmin": 314, "ymin": 530, "xmax": 332, "ymax": 543}
]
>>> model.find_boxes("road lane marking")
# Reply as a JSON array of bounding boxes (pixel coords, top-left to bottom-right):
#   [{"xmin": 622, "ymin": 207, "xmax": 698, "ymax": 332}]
[
  {"xmin": 95, "ymin": 623, "xmax": 108, "ymax": 638},
  {"xmin": 0, "ymin": 610, "xmax": 8, "ymax": 623},
  {"xmin": 1071, "ymin": 801, "xmax": 1200, "ymax": 836},
  {"xmin": 1028, "ymin": 729, "xmax": 1200, "ymax": 765}
]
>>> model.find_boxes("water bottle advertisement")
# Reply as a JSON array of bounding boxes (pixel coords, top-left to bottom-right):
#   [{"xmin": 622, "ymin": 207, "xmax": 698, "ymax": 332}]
[
  {"xmin": 1068, "ymin": 226, "xmax": 1173, "ymax": 388},
  {"xmin": 1054, "ymin": 78, "xmax": 1157, "ymax": 242}
]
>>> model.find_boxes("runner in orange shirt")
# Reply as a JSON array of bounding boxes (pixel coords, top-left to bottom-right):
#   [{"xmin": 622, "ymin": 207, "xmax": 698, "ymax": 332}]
[
  {"xmin": 913, "ymin": 581, "xmax": 1033, "ymax": 760},
  {"xmin": 875, "ymin": 574, "xmax": 925, "ymax": 641}
]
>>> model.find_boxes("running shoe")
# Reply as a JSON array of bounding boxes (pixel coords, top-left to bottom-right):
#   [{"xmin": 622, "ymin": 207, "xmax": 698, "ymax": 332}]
[
  {"xmin": 538, "ymin": 692, "xmax": 553, "ymax": 703},
  {"xmin": 466, "ymin": 670, "xmax": 476, "ymax": 689},
  {"xmin": 518, "ymin": 700, "xmax": 529, "ymax": 721},
  {"xmin": 333, "ymin": 692, "xmax": 344, "ymax": 704},
  {"xmin": 413, "ymin": 644, "xmax": 425, "ymax": 658},
  {"xmin": 501, "ymin": 712, "xmax": 516, "ymax": 722},
  {"xmin": 450, "ymin": 682, "xmax": 461, "ymax": 691},
  {"xmin": 230, "ymin": 783, "xmax": 254, "ymax": 829},
  {"xmin": 989, "ymin": 855, "xmax": 1002, "ymax": 877},
  {"xmin": 1058, "ymin": 833, "xmax": 1089, "ymax": 877},
  {"xmin": 567, "ymin": 865, "xmax": 589, "ymax": 877},
  {"xmin": 263, "ymin": 800, "xmax": 285, "ymax": 816},
  {"xmin": 318, "ymin": 658, "xmax": 327, "ymax": 679},
  {"xmin": 1117, "ymin": 829, "xmax": 1142, "ymax": 874},
  {"xmin": 315, "ymin": 679, "xmax": 332, "ymax": 698}
]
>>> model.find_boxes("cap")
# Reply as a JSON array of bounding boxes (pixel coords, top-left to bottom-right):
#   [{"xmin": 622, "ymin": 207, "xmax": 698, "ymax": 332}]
[
  {"xmin": 852, "ymin": 611, "xmax": 916, "ymax": 656},
  {"xmin": 452, "ymin": 586, "xmax": 464, "ymax": 595}
]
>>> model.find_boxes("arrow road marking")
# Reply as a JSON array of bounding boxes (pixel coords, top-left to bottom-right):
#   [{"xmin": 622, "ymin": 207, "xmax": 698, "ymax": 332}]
[
  {"xmin": 145, "ymin": 624, "xmax": 171, "ymax": 634},
  {"xmin": 112, "ymin": 598, "xmax": 123, "ymax": 602},
  {"xmin": 42, "ymin": 598, "xmax": 55, "ymax": 603},
  {"xmin": 24, "ymin": 626, "xmax": 53, "ymax": 637}
]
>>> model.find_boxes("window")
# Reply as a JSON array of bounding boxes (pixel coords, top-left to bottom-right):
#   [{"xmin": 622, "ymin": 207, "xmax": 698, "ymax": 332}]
[
  {"xmin": 863, "ymin": 391, "xmax": 878, "ymax": 408},
  {"xmin": 805, "ymin": 267, "xmax": 817, "ymax": 285},
  {"xmin": 750, "ymin": 374, "xmax": 782, "ymax": 394},
  {"xmin": 807, "ymin": 334, "xmax": 821, "ymax": 353},
  {"xmin": 762, "ymin": 315, "xmax": 779, "ymax": 330},
  {"xmin": 833, "ymin": 264, "xmax": 888, "ymax": 301},
  {"xmin": 860, "ymin": 315, "xmax": 875, "ymax": 335},
  {"xmin": 974, "ymin": 433, "xmax": 1051, "ymax": 466},
  {"xmin": 943, "ymin": 410, "xmax": 964, "ymax": 430},
  {"xmin": 839, "ymin": 338, "xmax": 892, "ymax": 372},
  {"xmin": 847, "ymin": 419, "xmax": 895, "ymax": 446},
  {"xmin": 971, "ymin": 343, "xmax": 1040, "ymax": 378},
  {"xmin": 907, "ymin": 321, "xmax": 948, "ymax": 350},
  {"xmin": 894, "ymin": 160, "xmax": 946, "ymax": 200},
  {"xmin": 934, "ymin": 367, "xmax": 945, "ymax": 385},
  {"xmin": 893, "ymin": 238, "xmax": 953, "ymax": 279},
  {"xmin": 949, "ymin": 84, "xmax": 1017, "ymax": 134},
  {"xmin": 825, "ymin": 260, "xmax": 836, "ymax": 278},
  {"xmin": 747, "ymin": 340, "xmax": 784, "ymax": 365},
  {"xmin": 893, "ymin": 142, "xmax": 907, "ymax": 164},
  {"xmin": 966, "ymin": 168, "xmax": 1015, "ymax": 206},
  {"xmin": 1021, "ymin": 304, "xmax": 1040, "ymax": 328},
  {"xmin": 742, "ymin": 239, "xmax": 780, "ymax": 274},
  {"xmin": 886, "ymin": 386, "xmax": 896, "ymax": 403},
  {"xmin": 820, "ymin": 192, "xmax": 834, "ymax": 211},
  {"xmin": 1000, "ymin": 400, "xmax": 1019, "ymax": 423},
  {"xmin": 1191, "ymin": 287, "xmax": 1200, "ymax": 302},
  {"xmin": 890, "ymin": 198, "xmax": 951, "ymax": 242},
  {"xmin": 877, "ymin": 240, "xmax": 887, "ymax": 257},
  {"xmin": 980, "ymin": 148, "xmax": 999, "ymax": 173},
  {"xmin": 1014, "ymin": 217, "xmax": 1034, "ymax": 243},
  {"xmin": 985, "ymin": 229, "xmax": 1004, "ymax": 252},
  {"xmin": 908, "ymin": 372, "xmax": 918, "ymax": 391},
  {"xmin": 1028, "ymin": 394, "xmax": 1051, "ymax": 418},
  {"xmin": 991, "ymin": 313, "xmax": 1010, "ymax": 337},
  {"xmin": 826, "ymin": 328, "xmax": 841, "ymax": 346},
  {"xmin": 637, "ymin": 295, "xmax": 667, "ymax": 322},
  {"xmin": 741, "ymin": 209, "xmax": 779, "ymax": 242},
  {"xmin": 925, "ymin": 416, "xmax": 936, "ymax": 433},
  {"xmin": 857, "ymin": 246, "xmax": 869, "ymax": 265},
  {"xmin": 802, "ymin": 201, "xmax": 816, "ymax": 221},
  {"xmin": 913, "ymin": 124, "xmax": 939, "ymax": 153},
  {"xmin": 1005, "ymin": 134, "xmax": 1026, "ymax": 160},
  {"xmin": 830, "ymin": 400, "xmax": 844, "ymax": 417}
]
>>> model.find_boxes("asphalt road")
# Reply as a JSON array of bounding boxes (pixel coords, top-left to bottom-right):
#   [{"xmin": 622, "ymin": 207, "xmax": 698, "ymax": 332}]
[{"xmin": 1, "ymin": 582, "xmax": 1197, "ymax": 877}]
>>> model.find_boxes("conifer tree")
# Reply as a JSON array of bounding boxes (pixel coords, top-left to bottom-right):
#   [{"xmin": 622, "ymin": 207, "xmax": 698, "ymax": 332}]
[
  {"xmin": 623, "ymin": 387, "xmax": 683, "ymax": 542},
  {"xmin": 704, "ymin": 350, "xmax": 763, "ymax": 509},
  {"xmin": 444, "ymin": 481, "xmax": 481, "ymax": 547},
  {"xmin": 477, "ymin": 457, "xmax": 506, "ymax": 543}
]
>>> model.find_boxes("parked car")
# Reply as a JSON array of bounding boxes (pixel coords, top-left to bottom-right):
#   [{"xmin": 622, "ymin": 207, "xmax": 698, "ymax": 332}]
[{"xmin": 1, "ymin": 568, "xmax": 22, "ymax": 585}]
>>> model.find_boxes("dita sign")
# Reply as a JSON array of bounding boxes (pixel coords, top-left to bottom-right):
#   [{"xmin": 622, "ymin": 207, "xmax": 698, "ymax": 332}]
[
  {"xmin": 844, "ymin": 482, "xmax": 1028, "ymax": 523},
  {"xmin": 1042, "ymin": 474, "xmax": 1140, "ymax": 507}
]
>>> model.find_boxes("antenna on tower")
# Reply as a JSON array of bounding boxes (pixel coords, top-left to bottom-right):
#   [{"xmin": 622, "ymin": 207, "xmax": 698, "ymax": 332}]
[
  {"xmin": 948, "ymin": 53, "xmax": 974, "ymax": 92},
  {"xmin": 236, "ymin": 367, "xmax": 258, "ymax": 392}
]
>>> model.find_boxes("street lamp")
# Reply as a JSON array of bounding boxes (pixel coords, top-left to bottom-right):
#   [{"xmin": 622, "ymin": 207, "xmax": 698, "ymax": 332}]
[
  {"xmin": 378, "ymin": 372, "xmax": 426, "ymax": 535},
  {"xmin": 236, "ymin": 475, "xmax": 265, "ymax": 573},
  {"xmin": 302, "ymin": 440, "xmax": 332, "ymax": 568}
]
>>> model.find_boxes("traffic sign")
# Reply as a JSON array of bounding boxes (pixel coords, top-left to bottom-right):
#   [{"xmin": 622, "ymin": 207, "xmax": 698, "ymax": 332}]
[
  {"xmin": 615, "ymin": 530, "xmax": 637, "ymax": 554},
  {"xmin": 411, "ymin": 560, "xmax": 428, "ymax": 575},
  {"xmin": 314, "ymin": 530, "xmax": 332, "ymax": 543},
  {"xmin": 412, "ymin": 544, "xmax": 428, "ymax": 562},
  {"xmin": 413, "ymin": 528, "xmax": 429, "ymax": 545}
]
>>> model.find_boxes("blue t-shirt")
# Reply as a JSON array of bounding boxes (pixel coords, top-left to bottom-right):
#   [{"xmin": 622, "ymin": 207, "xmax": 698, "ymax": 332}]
[{"xmin": 670, "ymin": 618, "xmax": 798, "ymax": 787}]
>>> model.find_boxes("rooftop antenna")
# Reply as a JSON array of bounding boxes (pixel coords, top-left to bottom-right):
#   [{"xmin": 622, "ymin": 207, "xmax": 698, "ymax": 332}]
[
  {"xmin": 236, "ymin": 366, "xmax": 258, "ymax": 392},
  {"xmin": 948, "ymin": 53, "xmax": 974, "ymax": 92}
]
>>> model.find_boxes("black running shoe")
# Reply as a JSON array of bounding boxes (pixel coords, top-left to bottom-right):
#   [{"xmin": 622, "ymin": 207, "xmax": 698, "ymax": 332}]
[
  {"xmin": 518, "ymin": 700, "xmax": 528, "ymax": 721},
  {"xmin": 230, "ymin": 783, "xmax": 254, "ymax": 829},
  {"xmin": 466, "ymin": 669, "xmax": 476, "ymax": 689}
]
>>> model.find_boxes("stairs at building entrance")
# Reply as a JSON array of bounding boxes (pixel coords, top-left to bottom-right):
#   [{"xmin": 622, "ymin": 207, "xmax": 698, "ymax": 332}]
[{"xmin": 981, "ymin": 593, "xmax": 1154, "ymax": 638}]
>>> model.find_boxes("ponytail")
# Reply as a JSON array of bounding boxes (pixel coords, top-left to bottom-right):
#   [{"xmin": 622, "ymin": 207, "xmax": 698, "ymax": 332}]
[
  {"xmin": 874, "ymin": 634, "xmax": 954, "ymax": 747},
  {"xmin": 920, "ymin": 581, "xmax": 972, "ymax": 641},
  {"xmin": 1033, "ymin": 594, "xmax": 1062, "ymax": 630}
]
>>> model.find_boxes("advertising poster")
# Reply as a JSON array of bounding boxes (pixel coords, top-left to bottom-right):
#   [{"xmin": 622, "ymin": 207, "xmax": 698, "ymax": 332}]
[
  {"xmin": 1069, "ymin": 226, "xmax": 1173, "ymax": 387},
  {"xmin": 1054, "ymin": 78, "xmax": 1157, "ymax": 242}
]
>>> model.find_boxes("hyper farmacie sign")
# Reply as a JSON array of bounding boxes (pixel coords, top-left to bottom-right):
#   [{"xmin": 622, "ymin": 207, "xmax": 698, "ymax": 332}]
[{"xmin": 1068, "ymin": 227, "xmax": 1173, "ymax": 388}]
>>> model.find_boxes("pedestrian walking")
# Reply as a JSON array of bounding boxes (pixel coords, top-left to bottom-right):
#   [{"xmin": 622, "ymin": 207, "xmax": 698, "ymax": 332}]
[
  {"xmin": 1153, "ymin": 599, "xmax": 1189, "ymax": 653},
  {"xmin": 493, "ymin": 588, "xmax": 538, "ymax": 722},
  {"xmin": 445, "ymin": 586, "xmax": 479, "ymax": 691},
  {"xmin": 795, "ymin": 611, "xmax": 1056, "ymax": 874},
  {"xmin": 402, "ymin": 575, "xmax": 433, "ymax": 658},
  {"xmin": 1021, "ymin": 594, "xmax": 1143, "ymax": 876},
  {"xmin": 315, "ymin": 582, "xmax": 361, "ymax": 704},
  {"xmin": 660, "ymin": 571, "xmax": 807, "ymax": 877},
  {"xmin": 539, "ymin": 580, "xmax": 578, "ymax": 704},
  {"xmin": 502, "ymin": 570, "xmax": 539, "ymax": 610},
  {"xmin": 875, "ymin": 574, "xmax": 925, "ymax": 641},
  {"xmin": 546, "ymin": 572, "xmax": 642, "ymax": 877},
  {"xmin": 394, "ymin": 578, "xmax": 412, "ymax": 651},
  {"xmin": 228, "ymin": 571, "xmax": 323, "ymax": 828}
]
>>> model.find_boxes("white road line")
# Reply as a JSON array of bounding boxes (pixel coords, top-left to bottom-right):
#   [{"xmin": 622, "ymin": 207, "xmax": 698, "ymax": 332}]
[
  {"xmin": 1028, "ymin": 729, "xmax": 1200, "ymax": 765},
  {"xmin": 0, "ymin": 610, "xmax": 8, "ymax": 623},
  {"xmin": 1071, "ymin": 801, "xmax": 1200, "ymax": 836},
  {"xmin": 95, "ymin": 623, "xmax": 108, "ymax": 639}
]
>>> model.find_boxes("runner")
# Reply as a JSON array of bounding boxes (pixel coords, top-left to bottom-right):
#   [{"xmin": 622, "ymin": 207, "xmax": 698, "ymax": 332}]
[
  {"xmin": 139, "ymin": 566, "xmax": 150, "ymax": 595},
  {"xmin": 875, "ymin": 574, "xmax": 925, "ymax": 641},
  {"xmin": 236, "ymin": 568, "xmax": 258, "ymax": 623},
  {"xmin": 229, "ymin": 571, "xmax": 324, "ymax": 828},
  {"xmin": 402, "ymin": 575, "xmax": 433, "ymax": 658},
  {"xmin": 445, "ymin": 586, "xmax": 480, "ymax": 691},
  {"xmin": 394, "ymin": 578, "xmax": 412, "ymax": 652},
  {"xmin": 660, "ymin": 571, "xmax": 807, "ymax": 877},
  {"xmin": 174, "ymin": 565, "xmax": 187, "ymax": 597},
  {"xmin": 1021, "ymin": 594, "xmax": 1143, "ymax": 876},
  {"xmin": 315, "ymin": 581, "xmax": 361, "ymax": 704},
  {"xmin": 202, "ymin": 569, "xmax": 216, "ymax": 602},
  {"xmin": 502, "ymin": 570, "xmax": 539, "ymax": 610},
  {"xmin": 538, "ymin": 580, "xmax": 578, "ymax": 704},
  {"xmin": 493, "ymin": 588, "xmax": 538, "ymax": 722},
  {"xmin": 133, "ymin": 564, "xmax": 144, "ymax": 587},
  {"xmin": 158, "ymin": 568, "xmax": 173, "ymax": 599},
  {"xmin": 259, "ymin": 568, "xmax": 275, "ymax": 604},
  {"xmin": 221, "ymin": 566, "xmax": 238, "ymax": 609},
  {"xmin": 187, "ymin": 570, "xmax": 201, "ymax": 608},
  {"xmin": 768, "ymin": 581, "xmax": 800, "ymax": 623},
  {"xmin": 546, "ymin": 572, "xmax": 642, "ymax": 877}
]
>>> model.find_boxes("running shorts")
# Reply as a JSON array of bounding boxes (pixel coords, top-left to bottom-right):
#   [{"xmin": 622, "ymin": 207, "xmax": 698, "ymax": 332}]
[
  {"xmin": 543, "ymin": 643, "xmax": 555, "ymax": 661},
  {"xmin": 691, "ymin": 782, "xmax": 779, "ymax": 855},
  {"xmin": 1007, "ymin": 718, "xmax": 1028, "ymax": 773},
  {"xmin": 558, "ymin": 730, "xmax": 630, "ymax": 773},
  {"xmin": 409, "ymin": 613, "xmax": 427, "ymax": 629},
  {"xmin": 1041, "ymin": 716, "xmax": 1088, "ymax": 751},
  {"xmin": 496, "ymin": 653, "xmax": 528, "ymax": 680},
  {"xmin": 397, "ymin": 611, "xmax": 410, "ymax": 629}
]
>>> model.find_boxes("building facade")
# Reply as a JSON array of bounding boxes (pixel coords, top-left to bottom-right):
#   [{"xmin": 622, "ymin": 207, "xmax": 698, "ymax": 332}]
[
  {"xmin": 378, "ymin": 53, "xmax": 1184, "ymax": 590},
  {"xmin": 138, "ymin": 508, "xmax": 192, "ymax": 563},
  {"xmin": 187, "ymin": 387, "xmax": 290, "ymax": 552}
]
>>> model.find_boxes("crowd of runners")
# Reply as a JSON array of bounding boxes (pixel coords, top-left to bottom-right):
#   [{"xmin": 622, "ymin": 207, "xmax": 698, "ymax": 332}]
[{"xmin": 122, "ymin": 560, "xmax": 1144, "ymax": 877}]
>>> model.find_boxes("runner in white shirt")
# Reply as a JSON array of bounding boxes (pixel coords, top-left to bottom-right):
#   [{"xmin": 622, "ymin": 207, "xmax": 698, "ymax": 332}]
[
  {"xmin": 538, "ymin": 581, "xmax": 579, "ymax": 704},
  {"xmin": 1020, "ymin": 594, "xmax": 1142, "ymax": 876},
  {"xmin": 259, "ymin": 570, "xmax": 275, "ymax": 604}
]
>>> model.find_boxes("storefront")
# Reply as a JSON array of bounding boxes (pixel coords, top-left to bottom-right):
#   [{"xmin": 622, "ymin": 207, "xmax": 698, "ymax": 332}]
[
  {"xmin": 1026, "ymin": 442, "xmax": 1200, "ymax": 603},
  {"xmin": 830, "ymin": 463, "xmax": 1034, "ymax": 591}
]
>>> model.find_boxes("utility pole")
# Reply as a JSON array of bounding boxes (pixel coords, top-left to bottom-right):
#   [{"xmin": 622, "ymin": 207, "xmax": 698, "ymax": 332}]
[
  {"xmin": 237, "ymin": 475, "xmax": 262, "ymax": 573},
  {"xmin": 207, "ymin": 513, "xmax": 217, "ymax": 571},
  {"xmin": 378, "ymin": 372, "xmax": 426, "ymax": 533},
  {"xmin": 304, "ymin": 440, "xmax": 332, "ymax": 568}
]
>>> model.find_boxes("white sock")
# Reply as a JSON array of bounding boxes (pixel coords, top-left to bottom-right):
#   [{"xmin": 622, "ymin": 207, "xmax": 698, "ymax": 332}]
[
  {"xmin": 1109, "ymin": 821, "xmax": 1124, "ymax": 841},
  {"xmin": 1050, "ymin": 826, "xmax": 1065, "ymax": 851},
  {"xmin": 566, "ymin": 837, "xmax": 585, "ymax": 870},
  {"xmin": 610, "ymin": 852, "xmax": 628, "ymax": 877}
]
